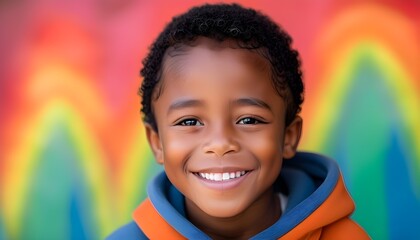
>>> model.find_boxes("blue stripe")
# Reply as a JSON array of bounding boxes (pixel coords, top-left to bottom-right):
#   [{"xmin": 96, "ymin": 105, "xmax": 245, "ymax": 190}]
[
  {"xmin": 148, "ymin": 173, "xmax": 211, "ymax": 239},
  {"xmin": 251, "ymin": 152, "xmax": 340, "ymax": 239}
]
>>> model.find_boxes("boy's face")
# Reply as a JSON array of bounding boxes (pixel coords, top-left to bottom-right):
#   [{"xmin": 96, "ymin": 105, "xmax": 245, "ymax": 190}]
[{"xmin": 146, "ymin": 38, "xmax": 302, "ymax": 218}]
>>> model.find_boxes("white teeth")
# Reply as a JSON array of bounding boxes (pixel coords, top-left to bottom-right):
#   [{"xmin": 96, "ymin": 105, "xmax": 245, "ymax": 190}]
[
  {"xmin": 214, "ymin": 173, "xmax": 222, "ymax": 181},
  {"xmin": 197, "ymin": 171, "xmax": 247, "ymax": 181},
  {"xmin": 222, "ymin": 173, "xmax": 229, "ymax": 180}
]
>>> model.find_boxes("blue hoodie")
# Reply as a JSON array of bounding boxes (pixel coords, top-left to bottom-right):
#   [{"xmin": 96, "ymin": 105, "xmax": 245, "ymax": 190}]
[{"xmin": 107, "ymin": 152, "xmax": 369, "ymax": 239}]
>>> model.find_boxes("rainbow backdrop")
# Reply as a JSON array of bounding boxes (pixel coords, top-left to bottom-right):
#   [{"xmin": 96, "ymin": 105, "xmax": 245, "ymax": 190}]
[{"xmin": 0, "ymin": 1, "xmax": 419, "ymax": 239}]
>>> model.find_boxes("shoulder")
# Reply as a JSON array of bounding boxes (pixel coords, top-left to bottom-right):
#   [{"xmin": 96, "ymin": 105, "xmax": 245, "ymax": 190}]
[
  {"xmin": 321, "ymin": 218, "xmax": 370, "ymax": 240},
  {"xmin": 106, "ymin": 221, "xmax": 148, "ymax": 240}
]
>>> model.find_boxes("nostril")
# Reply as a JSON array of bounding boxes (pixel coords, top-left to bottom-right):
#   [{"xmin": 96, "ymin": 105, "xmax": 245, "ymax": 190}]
[
  {"xmin": 203, "ymin": 141, "xmax": 240, "ymax": 157},
  {"xmin": 202, "ymin": 126, "xmax": 240, "ymax": 156}
]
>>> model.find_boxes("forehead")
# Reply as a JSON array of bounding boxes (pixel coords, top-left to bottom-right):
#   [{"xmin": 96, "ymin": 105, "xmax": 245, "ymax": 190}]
[
  {"xmin": 151, "ymin": 38, "xmax": 285, "ymax": 114},
  {"xmin": 161, "ymin": 38, "xmax": 272, "ymax": 84}
]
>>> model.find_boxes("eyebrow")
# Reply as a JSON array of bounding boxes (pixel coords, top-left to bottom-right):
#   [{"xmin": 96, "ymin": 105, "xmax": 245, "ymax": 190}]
[
  {"xmin": 233, "ymin": 98, "xmax": 272, "ymax": 112},
  {"xmin": 167, "ymin": 99, "xmax": 204, "ymax": 115}
]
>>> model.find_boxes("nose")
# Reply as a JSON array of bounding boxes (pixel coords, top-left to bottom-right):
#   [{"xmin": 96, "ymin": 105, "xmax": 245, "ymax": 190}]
[{"xmin": 202, "ymin": 124, "xmax": 240, "ymax": 157}]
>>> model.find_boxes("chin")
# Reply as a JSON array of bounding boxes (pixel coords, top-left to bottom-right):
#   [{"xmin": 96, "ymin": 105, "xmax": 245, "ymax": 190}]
[{"xmin": 198, "ymin": 200, "xmax": 247, "ymax": 218}]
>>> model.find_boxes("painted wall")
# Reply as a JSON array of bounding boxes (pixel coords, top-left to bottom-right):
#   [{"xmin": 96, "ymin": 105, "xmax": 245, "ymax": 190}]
[{"xmin": 0, "ymin": 0, "xmax": 419, "ymax": 239}]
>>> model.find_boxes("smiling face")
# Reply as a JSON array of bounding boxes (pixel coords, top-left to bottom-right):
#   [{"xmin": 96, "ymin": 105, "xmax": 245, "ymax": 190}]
[{"xmin": 146, "ymin": 38, "xmax": 302, "ymax": 221}]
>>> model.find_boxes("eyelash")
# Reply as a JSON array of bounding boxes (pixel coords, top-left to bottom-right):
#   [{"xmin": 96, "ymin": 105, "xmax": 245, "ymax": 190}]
[
  {"xmin": 175, "ymin": 118, "xmax": 203, "ymax": 126},
  {"xmin": 236, "ymin": 117, "xmax": 267, "ymax": 125},
  {"xmin": 175, "ymin": 116, "xmax": 267, "ymax": 126}
]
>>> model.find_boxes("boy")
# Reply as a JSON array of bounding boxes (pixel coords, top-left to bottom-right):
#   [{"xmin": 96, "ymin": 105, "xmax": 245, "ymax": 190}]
[{"xmin": 108, "ymin": 3, "xmax": 369, "ymax": 239}]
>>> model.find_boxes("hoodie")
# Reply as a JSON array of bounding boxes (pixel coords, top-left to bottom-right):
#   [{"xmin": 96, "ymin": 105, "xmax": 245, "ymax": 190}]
[{"xmin": 107, "ymin": 152, "xmax": 369, "ymax": 239}]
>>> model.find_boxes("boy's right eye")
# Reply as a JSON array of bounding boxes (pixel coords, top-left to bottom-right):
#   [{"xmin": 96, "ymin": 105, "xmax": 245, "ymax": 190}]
[{"xmin": 175, "ymin": 118, "xmax": 203, "ymax": 126}]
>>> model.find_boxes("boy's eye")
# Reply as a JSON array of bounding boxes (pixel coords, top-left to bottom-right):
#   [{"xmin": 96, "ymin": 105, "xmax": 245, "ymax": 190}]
[
  {"xmin": 176, "ymin": 118, "xmax": 203, "ymax": 126},
  {"xmin": 237, "ymin": 117, "xmax": 264, "ymax": 125}
]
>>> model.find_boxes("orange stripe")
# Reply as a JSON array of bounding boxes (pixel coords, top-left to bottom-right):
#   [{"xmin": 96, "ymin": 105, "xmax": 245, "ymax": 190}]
[
  {"xmin": 133, "ymin": 198, "xmax": 186, "ymax": 239},
  {"xmin": 280, "ymin": 175, "xmax": 358, "ymax": 240}
]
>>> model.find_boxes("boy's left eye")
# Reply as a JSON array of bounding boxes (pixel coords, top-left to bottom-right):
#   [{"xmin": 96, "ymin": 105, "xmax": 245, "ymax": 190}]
[{"xmin": 236, "ymin": 117, "xmax": 264, "ymax": 125}]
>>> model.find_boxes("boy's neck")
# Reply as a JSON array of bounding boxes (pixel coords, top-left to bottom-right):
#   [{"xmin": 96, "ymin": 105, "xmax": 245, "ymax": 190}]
[{"xmin": 185, "ymin": 188, "xmax": 281, "ymax": 240}]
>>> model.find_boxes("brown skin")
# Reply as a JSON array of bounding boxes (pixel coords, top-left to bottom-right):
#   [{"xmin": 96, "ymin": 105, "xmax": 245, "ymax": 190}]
[{"xmin": 145, "ymin": 38, "xmax": 302, "ymax": 240}]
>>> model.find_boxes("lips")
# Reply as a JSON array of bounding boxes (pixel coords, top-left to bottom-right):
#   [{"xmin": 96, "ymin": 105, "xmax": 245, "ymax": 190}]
[{"xmin": 194, "ymin": 170, "xmax": 249, "ymax": 182}]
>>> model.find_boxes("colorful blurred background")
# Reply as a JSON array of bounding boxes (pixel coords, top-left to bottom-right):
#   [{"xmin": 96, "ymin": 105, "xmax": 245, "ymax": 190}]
[{"xmin": 0, "ymin": 0, "xmax": 419, "ymax": 239}]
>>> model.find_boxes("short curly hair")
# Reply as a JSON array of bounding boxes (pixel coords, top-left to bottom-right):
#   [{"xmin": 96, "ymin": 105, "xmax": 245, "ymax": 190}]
[{"xmin": 140, "ymin": 3, "xmax": 304, "ymax": 131}]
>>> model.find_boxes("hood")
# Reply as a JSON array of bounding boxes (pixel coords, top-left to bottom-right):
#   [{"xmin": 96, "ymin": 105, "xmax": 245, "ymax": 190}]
[{"xmin": 133, "ymin": 152, "xmax": 357, "ymax": 239}]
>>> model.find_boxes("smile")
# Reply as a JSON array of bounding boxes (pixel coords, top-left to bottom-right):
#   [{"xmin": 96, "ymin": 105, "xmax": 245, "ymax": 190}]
[{"xmin": 195, "ymin": 171, "xmax": 249, "ymax": 181}]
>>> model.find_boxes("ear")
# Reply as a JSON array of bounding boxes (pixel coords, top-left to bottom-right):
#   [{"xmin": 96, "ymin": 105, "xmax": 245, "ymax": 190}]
[
  {"xmin": 145, "ymin": 123, "xmax": 164, "ymax": 165},
  {"xmin": 282, "ymin": 116, "xmax": 302, "ymax": 159}
]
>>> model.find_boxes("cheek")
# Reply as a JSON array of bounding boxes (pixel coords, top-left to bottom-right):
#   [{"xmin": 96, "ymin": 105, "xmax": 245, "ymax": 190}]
[
  {"xmin": 162, "ymin": 131, "xmax": 198, "ymax": 168},
  {"xmin": 245, "ymin": 129, "xmax": 284, "ymax": 165}
]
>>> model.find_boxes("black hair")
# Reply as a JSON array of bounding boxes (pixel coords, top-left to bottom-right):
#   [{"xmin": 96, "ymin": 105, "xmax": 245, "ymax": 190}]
[{"xmin": 140, "ymin": 3, "xmax": 304, "ymax": 131}]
